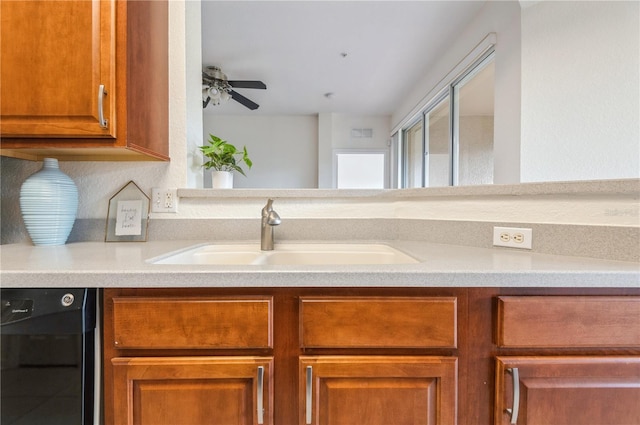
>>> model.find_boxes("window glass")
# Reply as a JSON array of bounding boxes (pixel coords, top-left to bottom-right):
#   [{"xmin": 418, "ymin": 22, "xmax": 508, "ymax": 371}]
[
  {"xmin": 336, "ymin": 152, "xmax": 386, "ymax": 189},
  {"xmin": 453, "ymin": 55, "xmax": 494, "ymax": 185},
  {"xmin": 425, "ymin": 96, "xmax": 451, "ymax": 187},
  {"xmin": 403, "ymin": 120, "xmax": 423, "ymax": 188}
]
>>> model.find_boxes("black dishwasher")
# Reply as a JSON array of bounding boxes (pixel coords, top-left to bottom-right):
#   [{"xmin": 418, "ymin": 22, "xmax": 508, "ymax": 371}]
[{"xmin": 1, "ymin": 288, "xmax": 97, "ymax": 425}]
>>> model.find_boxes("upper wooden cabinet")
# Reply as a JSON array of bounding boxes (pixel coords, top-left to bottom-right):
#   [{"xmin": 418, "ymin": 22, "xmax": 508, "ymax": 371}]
[
  {"xmin": 0, "ymin": 0, "xmax": 169, "ymax": 161},
  {"xmin": 1, "ymin": 0, "xmax": 115, "ymax": 139}
]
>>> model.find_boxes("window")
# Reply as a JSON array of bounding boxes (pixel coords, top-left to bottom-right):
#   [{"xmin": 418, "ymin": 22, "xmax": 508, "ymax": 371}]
[
  {"xmin": 425, "ymin": 94, "xmax": 451, "ymax": 187},
  {"xmin": 335, "ymin": 150, "xmax": 388, "ymax": 189},
  {"xmin": 398, "ymin": 49, "xmax": 494, "ymax": 188},
  {"xmin": 453, "ymin": 55, "xmax": 494, "ymax": 186},
  {"xmin": 403, "ymin": 119, "xmax": 423, "ymax": 188}
]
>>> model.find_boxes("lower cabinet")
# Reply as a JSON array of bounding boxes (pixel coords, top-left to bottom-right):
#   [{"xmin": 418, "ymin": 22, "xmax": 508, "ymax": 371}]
[
  {"xmin": 494, "ymin": 295, "xmax": 640, "ymax": 425},
  {"xmin": 297, "ymin": 296, "xmax": 458, "ymax": 425},
  {"xmin": 300, "ymin": 356, "xmax": 457, "ymax": 425},
  {"xmin": 112, "ymin": 356, "xmax": 273, "ymax": 425},
  {"xmin": 495, "ymin": 356, "xmax": 640, "ymax": 425},
  {"xmin": 105, "ymin": 293, "xmax": 275, "ymax": 424},
  {"xmin": 103, "ymin": 288, "xmax": 639, "ymax": 425}
]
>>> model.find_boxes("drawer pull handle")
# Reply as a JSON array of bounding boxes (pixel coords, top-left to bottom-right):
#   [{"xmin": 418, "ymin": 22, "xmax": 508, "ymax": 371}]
[
  {"xmin": 257, "ymin": 366, "xmax": 264, "ymax": 424},
  {"xmin": 98, "ymin": 84, "xmax": 108, "ymax": 129},
  {"xmin": 305, "ymin": 365, "xmax": 313, "ymax": 424},
  {"xmin": 505, "ymin": 367, "xmax": 520, "ymax": 424}
]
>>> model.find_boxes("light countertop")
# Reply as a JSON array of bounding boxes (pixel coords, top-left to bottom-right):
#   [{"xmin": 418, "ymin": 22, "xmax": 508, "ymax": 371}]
[
  {"xmin": 177, "ymin": 178, "xmax": 640, "ymax": 198},
  {"xmin": 1, "ymin": 240, "xmax": 638, "ymax": 288}
]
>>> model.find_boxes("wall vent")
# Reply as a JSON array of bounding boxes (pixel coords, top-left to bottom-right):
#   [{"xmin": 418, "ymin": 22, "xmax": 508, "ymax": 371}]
[{"xmin": 351, "ymin": 128, "xmax": 373, "ymax": 138}]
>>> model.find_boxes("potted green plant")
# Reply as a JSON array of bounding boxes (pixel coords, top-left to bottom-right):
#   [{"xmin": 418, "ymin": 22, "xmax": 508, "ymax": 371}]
[{"xmin": 199, "ymin": 134, "xmax": 252, "ymax": 188}]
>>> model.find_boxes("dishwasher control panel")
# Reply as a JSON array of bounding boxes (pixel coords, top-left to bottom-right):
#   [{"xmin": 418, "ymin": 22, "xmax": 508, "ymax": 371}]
[{"xmin": 1, "ymin": 298, "xmax": 34, "ymax": 324}]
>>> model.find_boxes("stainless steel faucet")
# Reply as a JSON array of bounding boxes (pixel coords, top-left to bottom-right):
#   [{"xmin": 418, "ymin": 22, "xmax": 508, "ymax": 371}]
[{"xmin": 261, "ymin": 198, "xmax": 281, "ymax": 251}]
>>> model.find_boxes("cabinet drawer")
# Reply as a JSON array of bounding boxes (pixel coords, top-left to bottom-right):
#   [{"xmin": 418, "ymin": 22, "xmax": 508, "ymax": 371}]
[
  {"xmin": 300, "ymin": 297, "xmax": 457, "ymax": 349},
  {"xmin": 497, "ymin": 296, "xmax": 640, "ymax": 348},
  {"xmin": 112, "ymin": 296, "xmax": 273, "ymax": 349}
]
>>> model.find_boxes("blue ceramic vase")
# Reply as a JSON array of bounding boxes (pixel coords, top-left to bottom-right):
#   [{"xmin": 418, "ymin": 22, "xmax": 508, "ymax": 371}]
[{"xmin": 20, "ymin": 158, "xmax": 78, "ymax": 246}]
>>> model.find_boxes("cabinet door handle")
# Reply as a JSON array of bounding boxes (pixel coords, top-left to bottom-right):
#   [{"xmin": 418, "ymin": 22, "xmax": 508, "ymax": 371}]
[
  {"xmin": 257, "ymin": 366, "xmax": 265, "ymax": 424},
  {"xmin": 98, "ymin": 84, "xmax": 108, "ymax": 129},
  {"xmin": 505, "ymin": 367, "xmax": 520, "ymax": 424},
  {"xmin": 305, "ymin": 365, "xmax": 313, "ymax": 424}
]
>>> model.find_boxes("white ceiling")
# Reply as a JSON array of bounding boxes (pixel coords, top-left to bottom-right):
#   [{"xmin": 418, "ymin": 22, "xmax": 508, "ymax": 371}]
[{"xmin": 201, "ymin": 1, "xmax": 487, "ymax": 116}]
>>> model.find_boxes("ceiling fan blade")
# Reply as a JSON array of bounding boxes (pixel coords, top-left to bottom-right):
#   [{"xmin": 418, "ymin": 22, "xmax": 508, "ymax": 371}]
[
  {"xmin": 230, "ymin": 90, "xmax": 260, "ymax": 110},
  {"xmin": 228, "ymin": 80, "xmax": 266, "ymax": 90}
]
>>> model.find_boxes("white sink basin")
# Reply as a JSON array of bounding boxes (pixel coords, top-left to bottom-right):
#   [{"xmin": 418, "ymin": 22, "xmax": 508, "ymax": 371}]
[{"xmin": 149, "ymin": 243, "xmax": 419, "ymax": 266}]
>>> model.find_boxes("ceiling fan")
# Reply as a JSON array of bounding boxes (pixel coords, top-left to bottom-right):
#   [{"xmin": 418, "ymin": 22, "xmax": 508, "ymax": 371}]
[{"xmin": 202, "ymin": 66, "xmax": 266, "ymax": 110}]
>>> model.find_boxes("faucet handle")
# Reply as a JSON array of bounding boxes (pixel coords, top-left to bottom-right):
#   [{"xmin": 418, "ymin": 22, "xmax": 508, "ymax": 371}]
[{"xmin": 263, "ymin": 198, "xmax": 275, "ymax": 213}]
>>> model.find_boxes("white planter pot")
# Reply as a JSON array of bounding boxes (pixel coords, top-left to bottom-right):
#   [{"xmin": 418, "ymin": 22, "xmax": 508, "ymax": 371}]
[{"xmin": 211, "ymin": 170, "xmax": 234, "ymax": 188}]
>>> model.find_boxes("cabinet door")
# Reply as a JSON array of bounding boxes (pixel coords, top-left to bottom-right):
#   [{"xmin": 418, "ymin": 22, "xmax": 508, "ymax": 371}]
[
  {"xmin": 0, "ymin": 0, "xmax": 115, "ymax": 138},
  {"xmin": 112, "ymin": 357, "xmax": 273, "ymax": 425},
  {"xmin": 300, "ymin": 356, "xmax": 457, "ymax": 425},
  {"xmin": 496, "ymin": 356, "xmax": 640, "ymax": 425}
]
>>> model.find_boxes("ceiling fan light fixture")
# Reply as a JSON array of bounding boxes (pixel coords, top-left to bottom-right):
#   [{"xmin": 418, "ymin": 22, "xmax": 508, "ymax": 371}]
[
  {"xmin": 202, "ymin": 65, "xmax": 266, "ymax": 110},
  {"xmin": 203, "ymin": 81, "xmax": 231, "ymax": 106}
]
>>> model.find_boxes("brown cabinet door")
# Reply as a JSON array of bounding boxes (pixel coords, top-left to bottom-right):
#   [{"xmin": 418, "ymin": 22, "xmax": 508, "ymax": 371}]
[
  {"xmin": 112, "ymin": 356, "xmax": 273, "ymax": 425},
  {"xmin": 0, "ymin": 0, "xmax": 115, "ymax": 138},
  {"xmin": 495, "ymin": 356, "xmax": 640, "ymax": 425},
  {"xmin": 300, "ymin": 356, "xmax": 457, "ymax": 425}
]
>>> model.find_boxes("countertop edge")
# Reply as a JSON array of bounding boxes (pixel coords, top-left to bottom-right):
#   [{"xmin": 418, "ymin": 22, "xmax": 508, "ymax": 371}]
[
  {"xmin": 2, "ymin": 269, "xmax": 639, "ymax": 289},
  {"xmin": 2, "ymin": 240, "xmax": 638, "ymax": 288},
  {"xmin": 177, "ymin": 179, "xmax": 640, "ymax": 199}
]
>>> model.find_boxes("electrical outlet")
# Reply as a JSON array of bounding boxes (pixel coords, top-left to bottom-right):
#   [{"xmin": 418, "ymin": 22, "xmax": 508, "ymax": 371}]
[
  {"xmin": 493, "ymin": 226, "xmax": 532, "ymax": 249},
  {"xmin": 151, "ymin": 188, "xmax": 178, "ymax": 213}
]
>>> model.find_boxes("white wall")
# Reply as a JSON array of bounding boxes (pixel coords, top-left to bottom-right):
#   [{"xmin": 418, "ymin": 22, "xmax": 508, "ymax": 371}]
[
  {"xmin": 204, "ymin": 115, "xmax": 319, "ymax": 188},
  {"xmin": 184, "ymin": 0, "xmax": 205, "ymax": 188},
  {"xmin": 318, "ymin": 113, "xmax": 334, "ymax": 188},
  {"xmin": 205, "ymin": 113, "xmax": 391, "ymax": 188},
  {"xmin": 520, "ymin": 1, "xmax": 640, "ymax": 182}
]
